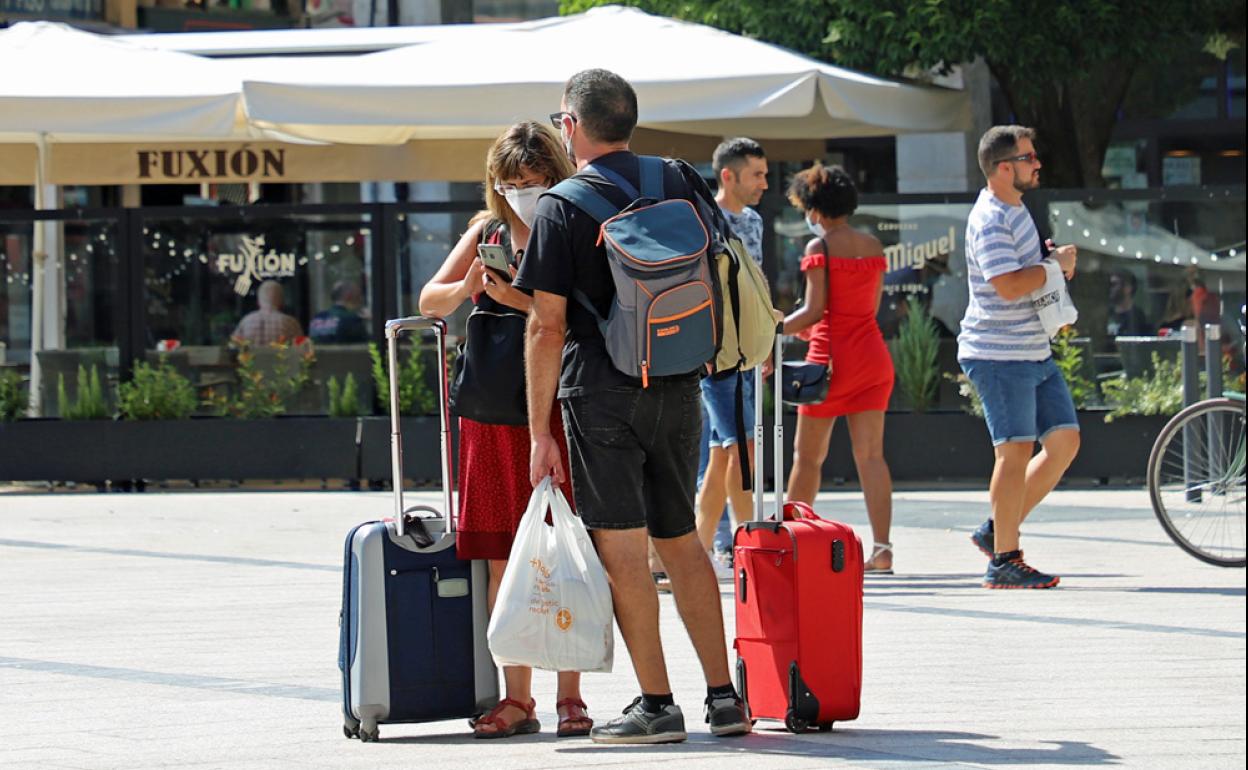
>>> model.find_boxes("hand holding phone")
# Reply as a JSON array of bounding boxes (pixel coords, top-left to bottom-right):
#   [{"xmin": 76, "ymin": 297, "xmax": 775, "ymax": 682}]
[{"xmin": 476, "ymin": 243, "xmax": 512, "ymax": 280}]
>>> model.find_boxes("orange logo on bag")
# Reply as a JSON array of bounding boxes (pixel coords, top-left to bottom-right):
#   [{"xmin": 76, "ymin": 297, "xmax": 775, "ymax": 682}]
[
  {"xmin": 555, "ymin": 608, "xmax": 573, "ymax": 631},
  {"xmin": 656, "ymin": 325, "xmax": 680, "ymax": 337}
]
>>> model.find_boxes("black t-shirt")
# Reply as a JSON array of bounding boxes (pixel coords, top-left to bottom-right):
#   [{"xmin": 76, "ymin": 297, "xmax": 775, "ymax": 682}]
[{"xmin": 513, "ymin": 151, "xmax": 702, "ymax": 398}]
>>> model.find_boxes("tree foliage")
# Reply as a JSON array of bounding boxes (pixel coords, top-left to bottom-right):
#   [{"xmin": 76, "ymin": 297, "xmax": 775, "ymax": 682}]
[{"xmin": 562, "ymin": 0, "xmax": 1243, "ymax": 187}]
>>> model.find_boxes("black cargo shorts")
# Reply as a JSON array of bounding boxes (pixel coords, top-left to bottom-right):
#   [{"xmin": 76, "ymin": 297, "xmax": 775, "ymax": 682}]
[{"xmin": 560, "ymin": 373, "xmax": 701, "ymax": 538}]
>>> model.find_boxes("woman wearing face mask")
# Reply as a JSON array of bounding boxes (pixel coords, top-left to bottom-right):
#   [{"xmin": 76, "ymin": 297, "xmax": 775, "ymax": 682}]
[
  {"xmin": 419, "ymin": 121, "xmax": 591, "ymax": 739},
  {"xmin": 781, "ymin": 162, "xmax": 897, "ymax": 574}
]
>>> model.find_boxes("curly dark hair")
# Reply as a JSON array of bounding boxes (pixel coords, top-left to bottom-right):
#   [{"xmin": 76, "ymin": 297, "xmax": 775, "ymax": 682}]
[{"xmin": 786, "ymin": 162, "xmax": 857, "ymax": 219}]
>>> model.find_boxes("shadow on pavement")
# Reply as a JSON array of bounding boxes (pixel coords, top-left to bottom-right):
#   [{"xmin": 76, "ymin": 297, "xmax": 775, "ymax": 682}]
[{"xmin": 547, "ymin": 728, "xmax": 1120, "ymax": 765}]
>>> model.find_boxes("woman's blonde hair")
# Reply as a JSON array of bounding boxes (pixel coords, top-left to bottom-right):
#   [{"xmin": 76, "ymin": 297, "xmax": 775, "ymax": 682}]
[{"xmin": 476, "ymin": 121, "xmax": 575, "ymax": 229}]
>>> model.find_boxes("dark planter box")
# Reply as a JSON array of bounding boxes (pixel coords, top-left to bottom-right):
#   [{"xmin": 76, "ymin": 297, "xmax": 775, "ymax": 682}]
[
  {"xmin": 0, "ymin": 417, "xmax": 361, "ymax": 483},
  {"xmin": 359, "ymin": 416, "xmax": 455, "ymax": 486},
  {"xmin": 761, "ymin": 410, "xmax": 1169, "ymax": 486}
]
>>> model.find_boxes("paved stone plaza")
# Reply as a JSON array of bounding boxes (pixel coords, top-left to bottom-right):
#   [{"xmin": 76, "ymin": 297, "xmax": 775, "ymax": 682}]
[{"xmin": 1, "ymin": 487, "xmax": 1244, "ymax": 769}]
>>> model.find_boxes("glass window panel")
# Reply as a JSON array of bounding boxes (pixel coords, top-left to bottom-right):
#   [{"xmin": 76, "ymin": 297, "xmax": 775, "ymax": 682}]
[{"xmin": 139, "ymin": 209, "xmax": 375, "ymax": 415}]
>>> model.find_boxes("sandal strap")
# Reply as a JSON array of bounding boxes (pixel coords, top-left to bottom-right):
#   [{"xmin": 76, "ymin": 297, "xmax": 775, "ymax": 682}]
[
  {"xmin": 476, "ymin": 697, "xmax": 536, "ymax": 731},
  {"xmin": 556, "ymin": 697, "xmax": 587, "ymax": 711},
  {"xmin": 871, "ymin": 542, "xmax": 892, "ymax": 557}
]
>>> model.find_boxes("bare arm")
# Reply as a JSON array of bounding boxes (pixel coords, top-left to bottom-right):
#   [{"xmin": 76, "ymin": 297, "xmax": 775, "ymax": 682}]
[
  {"xmin": 989, "ymin": 264, "xmax": 1049, "ymax": 302},
  {"xmin": 526, "ymin": 290, "xmax": 567, "ymax": 486},
  {"xmin": 418, "ymin": 221, "xmax": 486, "ymax": 318},
  {"xmin": 989, "ymin": 244, "xmax": 1077, "ymax": 302},
  {"xmin": 781, "ymin": 266, "xmax": 827, "ymax": 335}
]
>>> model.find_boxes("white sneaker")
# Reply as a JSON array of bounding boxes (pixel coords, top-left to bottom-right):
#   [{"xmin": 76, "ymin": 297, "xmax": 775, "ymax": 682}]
[{"xmin": 711, "ymin": 551, "xmax": 734, "ymax": 582}]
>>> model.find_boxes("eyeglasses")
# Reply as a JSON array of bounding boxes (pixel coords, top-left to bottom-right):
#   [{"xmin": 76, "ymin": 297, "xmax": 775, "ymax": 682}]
[
  {"xmin": 493, "ymin": 182, "xmax": 546, "ymax": 195},
  {"xmin": 996, "ymin": 152, "xmax": 1039, "ymax": 165},
  {"xmin": 549, "ymin": 111, "xmax": 577, "ymax": 130}
]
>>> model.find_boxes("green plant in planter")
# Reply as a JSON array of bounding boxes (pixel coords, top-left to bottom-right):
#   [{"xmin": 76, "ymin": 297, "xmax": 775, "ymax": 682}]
[
  {"xmin": 1051, "ymin": 328, "xmax": 1097, "ymax": 408},
  {"xmin": 891, "ymin": 294, "xmax": 940, "ymax": 413},
  {"xmin": 209, "ymin": 339, "xmax": 316, "ymax": 419},
  {"xmin": 1101, "ymin": 352, "xmax": 1184, "ymax": 423},
  {"xmin": 327, "ymin": 373, "xmax": 364, "ymax": 418},
  {"xmin": 943, "ymin": 371, "xmax": 985, "ymax": 419},
  {"xmin": 0, "ymin": 370, "xmax": 28, "ymax": 422},
  {"xmin": 57, "ymin": 364, "xmax": 110, "ymax": 420},
  {"xmin": 369, "ymin": 342, "xmax": 436, "ymax": 416},
  {"xmin": 118, "ymin": 358, "xmax": 197, "ymax": 420}
]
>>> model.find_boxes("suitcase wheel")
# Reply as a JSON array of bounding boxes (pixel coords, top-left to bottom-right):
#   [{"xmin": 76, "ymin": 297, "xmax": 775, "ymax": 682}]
[
  {"xmin": 784, "ymin": 712, "xmax": 809, "ymax": 733},
  {"xmin": 818, "ymin": 722, "xmax": 833, "ymax": 732},
  {"xmin": 358, "ymin": 719, "xmax": 380, "ymax": 742},
  {"xmin": 343, "ymin": 724, "xmax": 359, "ymax": 740}
]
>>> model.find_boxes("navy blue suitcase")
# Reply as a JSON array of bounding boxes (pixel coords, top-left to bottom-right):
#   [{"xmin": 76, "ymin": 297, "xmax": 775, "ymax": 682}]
[{"xmin": 339, "ymin": 316, "xmax": 498, "ymax": 742}]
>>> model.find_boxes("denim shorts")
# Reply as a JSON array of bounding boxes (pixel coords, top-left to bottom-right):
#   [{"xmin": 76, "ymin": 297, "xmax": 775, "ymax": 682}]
[
  {"xmin": 700, "ymin": 370, "xmax": 756, "ymax": 449},
  {"xmin": 960, "ymin": 358, "xmax": 1080, "ymax": 446},
  {"xmin": 560, "ymin": 374, "xmax": 701, "ymax": 538}
]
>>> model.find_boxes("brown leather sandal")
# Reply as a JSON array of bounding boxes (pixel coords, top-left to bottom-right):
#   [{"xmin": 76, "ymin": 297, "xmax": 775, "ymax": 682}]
[
  {"xmin": 473, "ymin": 697, "xmax": 540, "ymax": 739},
  {"xmin": 555, "ymin": 697, "xmax": 593, "ymax": 737}
]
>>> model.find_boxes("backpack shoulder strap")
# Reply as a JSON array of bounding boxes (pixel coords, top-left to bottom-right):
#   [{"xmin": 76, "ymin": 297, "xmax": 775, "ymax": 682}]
[
  {"xmin": 637, "ymin": 156, "xmax": 665, "ymax": 200},
  {"xmin": 583, "ymin": 161, "xmax": 641, "ymax": 200},
  {"xmin": 546, "ymin": 177, "xmax": 620, "ymax": 224}
]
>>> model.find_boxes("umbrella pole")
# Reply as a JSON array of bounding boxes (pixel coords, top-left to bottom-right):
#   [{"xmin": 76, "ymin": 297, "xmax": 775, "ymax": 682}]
[{"xmin": 28, "ymin": 133, "xmax": 48, "ymax": 417}]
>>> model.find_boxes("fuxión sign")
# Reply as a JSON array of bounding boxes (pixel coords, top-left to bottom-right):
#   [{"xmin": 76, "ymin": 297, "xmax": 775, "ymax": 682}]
[
  {"xmin": 136, "ymin": 148, "xmax": 287, "ymax": 181},
  {"xmin": 215, "ymin": 236, "xmax": 299, "ymax": 296}
]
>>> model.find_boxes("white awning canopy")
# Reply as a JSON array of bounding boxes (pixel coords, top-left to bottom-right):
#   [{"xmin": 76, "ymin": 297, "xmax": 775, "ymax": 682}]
[
  {"xmin": 239, "ymin": 5, "xmax": 969, "ymax": 145},
  {"xmin": 0, "ymin": 21, "xmax": 245, "ymax": 143}
]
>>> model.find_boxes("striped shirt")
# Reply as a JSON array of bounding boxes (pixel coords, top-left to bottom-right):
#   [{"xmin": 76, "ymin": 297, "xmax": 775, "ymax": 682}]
[{"xmin": 956, "ymin": 188, "xmax": 1051, "ymax": 361}]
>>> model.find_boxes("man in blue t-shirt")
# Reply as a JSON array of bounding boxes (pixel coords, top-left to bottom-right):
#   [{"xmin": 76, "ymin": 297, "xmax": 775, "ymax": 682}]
[
  {"xmin": 693, "ymin": 138, "xmax": 768, "ymax": 566},
  {"xmin": 958, "ymin": 125, "xmax": 1080, "ymax": 589}
]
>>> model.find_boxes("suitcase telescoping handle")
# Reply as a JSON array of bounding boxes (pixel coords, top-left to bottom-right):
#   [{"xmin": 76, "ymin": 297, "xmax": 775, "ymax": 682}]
[
  {"xmin": 384, "ymin": 316, "xmax": 454, "ymax": 537},
  {"xmin": 753, "ymin": 328, "xmax": 785, "ymax": 524}
]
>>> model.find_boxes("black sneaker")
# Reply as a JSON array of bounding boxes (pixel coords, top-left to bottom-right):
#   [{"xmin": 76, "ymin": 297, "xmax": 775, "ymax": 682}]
[
  {"xmin": 970, "ymin": 519, "xmax": 994, "ymax": 557},
  {"xmin": 590, "ymin": 697, "xmax": 687, "ymax": 744},
  {"xmin": 705, "ymin": 694, "xmax": 751, "ymax": 737},
  {"xmin": 984, "ymin": 553, "xmax": 1060, "ymax": 589}
]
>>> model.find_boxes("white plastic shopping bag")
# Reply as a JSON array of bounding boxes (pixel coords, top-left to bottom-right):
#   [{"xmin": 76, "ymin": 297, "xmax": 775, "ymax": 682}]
[
  {"xmin": 486, "ymin": 477, "xmax": 614, "ymax": 672},
  {"xmin": 1031, "ymin": 259, "xmax": 1079, "ymax": 339}
]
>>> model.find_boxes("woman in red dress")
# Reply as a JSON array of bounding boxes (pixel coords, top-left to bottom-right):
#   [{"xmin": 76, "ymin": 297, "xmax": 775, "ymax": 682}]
[
  {"xmin": 419, "ymin": 122, "xmax": 592, "ymax": 738},
  {"xmin": 781, "ymin": 163, "xmax": 896, "ymax": 573}
]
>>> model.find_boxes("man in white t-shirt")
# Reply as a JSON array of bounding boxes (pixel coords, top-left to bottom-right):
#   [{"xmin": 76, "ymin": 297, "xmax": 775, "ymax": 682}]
[
  {"xmin": 958, "ymin": 125, "xmax": 1080, "ymax": 590},
  {"xmin": 691, "ymin": 137, "xmax": 768, "ymax": 568}
]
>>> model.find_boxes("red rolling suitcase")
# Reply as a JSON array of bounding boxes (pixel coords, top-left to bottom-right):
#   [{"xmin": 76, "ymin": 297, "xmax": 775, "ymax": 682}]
[{"xmin": 732, "ymin": 336, "xmax": 864, "ymax": 733}]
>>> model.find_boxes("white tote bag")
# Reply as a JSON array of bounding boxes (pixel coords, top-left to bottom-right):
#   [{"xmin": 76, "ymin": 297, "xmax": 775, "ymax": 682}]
[{"xmin": 486, "ymin": 477, "xmax": 614, "ymax": 673}]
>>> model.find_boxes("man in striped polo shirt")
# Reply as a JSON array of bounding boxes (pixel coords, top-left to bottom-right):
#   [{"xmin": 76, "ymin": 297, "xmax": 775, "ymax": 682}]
[{"xmin": 958, "ymin": 125, "xmax": 1081, "ymax": 590}]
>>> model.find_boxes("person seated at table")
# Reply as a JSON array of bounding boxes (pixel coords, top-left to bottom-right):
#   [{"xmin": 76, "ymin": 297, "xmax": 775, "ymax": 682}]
[
  {"xmin": 232, "ymin": 280, "xmax": 303, "ymax": 346},
  {"xmin": 309, "ymin": 281, "xmax": 368, "ymax": 344}
]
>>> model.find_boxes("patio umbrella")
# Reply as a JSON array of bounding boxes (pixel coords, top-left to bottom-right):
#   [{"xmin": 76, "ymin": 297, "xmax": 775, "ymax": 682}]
[
  {"xmin": 0, "ymin": 21, "xmax": 247, "ymax": 414},
  {"xmin": 241, "ymin": 5, "xmax": 969, "ymax": 145}
]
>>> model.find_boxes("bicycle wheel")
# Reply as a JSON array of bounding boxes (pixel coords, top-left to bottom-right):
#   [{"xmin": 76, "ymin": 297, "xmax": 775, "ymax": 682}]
[{"xmin": 1147, "ymin": 398, "xmax": 1246, "ymax": 567}]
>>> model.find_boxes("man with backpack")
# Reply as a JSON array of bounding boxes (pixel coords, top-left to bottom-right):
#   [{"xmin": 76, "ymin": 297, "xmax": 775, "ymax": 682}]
[
  {"xmin": 515, "ymin": 68, "xmax": 751, "ymax": 744},
  {"xmin": 694, "ymin": 138, "xmax": 769, "ymax": 572}
]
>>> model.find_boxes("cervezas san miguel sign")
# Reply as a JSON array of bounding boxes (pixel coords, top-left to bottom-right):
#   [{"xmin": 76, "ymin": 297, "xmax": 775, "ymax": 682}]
[
  {"xmin": 136, "ymin": 147, "xmax": 287, "ymax": 181},
  {"xmin": 217, "ymin": 236, "xmax": 298, "ymax": 296}
]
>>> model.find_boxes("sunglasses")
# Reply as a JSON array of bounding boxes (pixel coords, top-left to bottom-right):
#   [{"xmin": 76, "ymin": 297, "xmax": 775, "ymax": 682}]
[
  {"xmin": 549, "ymin": 111, "xmax": 577, "ymax": 130},
  {"xmin": 996, "ymin": 152, "xmax": 1039, "ymax": 165}
]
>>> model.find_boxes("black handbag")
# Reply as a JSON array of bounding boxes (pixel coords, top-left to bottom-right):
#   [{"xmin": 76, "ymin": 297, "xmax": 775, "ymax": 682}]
[
  {"xmin": 781, "ymin": 237, "xmax": 832, "ymax": 406},
  {"xmin": 448, "ymin": 222, "xmax": 528, "ymax": 425},
  {"xmin": 781, "ymin": 361, "xmax": 830, "ymax": 405},
  {"xmin": 449, "ymin": 307, "xmax": 528, "ymax": 425}
]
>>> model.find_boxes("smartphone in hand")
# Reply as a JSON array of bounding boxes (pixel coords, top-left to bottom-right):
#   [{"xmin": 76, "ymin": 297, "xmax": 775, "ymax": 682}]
[{"xmin": 476, "ymin": 243, "xmax": 512, "ymax": 280}]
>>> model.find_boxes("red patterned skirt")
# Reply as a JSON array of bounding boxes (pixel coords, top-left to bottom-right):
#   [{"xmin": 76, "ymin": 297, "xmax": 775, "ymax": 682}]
[{"xmin": 455, "ymin": 410, "xmax": 574, "ymax": 561}]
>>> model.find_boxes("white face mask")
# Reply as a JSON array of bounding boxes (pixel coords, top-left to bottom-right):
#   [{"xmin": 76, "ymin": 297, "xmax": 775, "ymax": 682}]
[
  {"xmin": 806, "ymin": 215, "xmax": 826, "ymax": 238},
  {"xmin": 504, "ymin": 186, "xmax": 548, "ymax": 227}
]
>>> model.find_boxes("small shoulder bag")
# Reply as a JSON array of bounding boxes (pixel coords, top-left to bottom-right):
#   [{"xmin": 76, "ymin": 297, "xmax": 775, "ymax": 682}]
[
  {"xmin": 448, "ymin": 221, "xmax": 529, "ymax": 425},
  {"xmin": 781, "ymin": 240, "xmax": 832, "ymax": 405}
]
